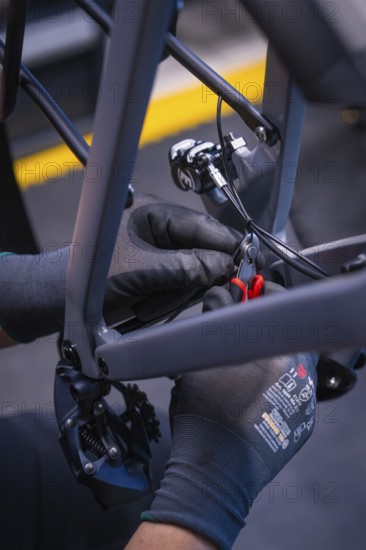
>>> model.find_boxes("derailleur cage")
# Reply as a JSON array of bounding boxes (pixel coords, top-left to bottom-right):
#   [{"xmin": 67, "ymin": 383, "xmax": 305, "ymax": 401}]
[{"xmin": 54, "ymin": 362, "xmax": 161, "ymax": 509}]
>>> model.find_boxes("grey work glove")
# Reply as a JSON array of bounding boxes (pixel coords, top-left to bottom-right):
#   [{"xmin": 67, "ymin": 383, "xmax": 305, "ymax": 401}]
[
  {"xmin": 0, "ymin": 194, "xmax": 240, "ymax": 342},
  {"xmin": 143, "ymin": 283, "xmax": 318, "ymax": 550}
]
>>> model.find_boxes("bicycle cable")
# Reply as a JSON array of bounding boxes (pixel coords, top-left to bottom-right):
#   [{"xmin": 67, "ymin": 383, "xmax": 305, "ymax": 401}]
[
  {"xmin": 216, "ymin": 96, "xmax": 329, "ymax": 280},
  {"xmin": 75, "ymin": 0, "xmax": 328, "ymax": 281}
]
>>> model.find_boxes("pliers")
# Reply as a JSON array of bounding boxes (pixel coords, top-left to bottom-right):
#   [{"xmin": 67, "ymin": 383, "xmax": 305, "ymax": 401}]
[{"xmin": 230, "ymin": 233, "xmax": 264, "ymax": 302}]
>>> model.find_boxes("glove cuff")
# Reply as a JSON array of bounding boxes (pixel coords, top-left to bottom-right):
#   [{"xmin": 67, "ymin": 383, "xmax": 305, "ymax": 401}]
[{"xmin": 143, "ymin": 415, "xmax": 270, "ymax": 550}]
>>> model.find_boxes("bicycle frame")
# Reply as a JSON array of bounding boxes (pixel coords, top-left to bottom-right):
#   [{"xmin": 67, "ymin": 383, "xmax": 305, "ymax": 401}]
[
  {"xmin": 0, "ymin": 0, "xmax": 365, "ymax": 513},
  {"xmin": 63, "ymin": 0, "xmax": 366, "ymax": 382},
  {"xmin": 1, "ymin": 0, "xmax": 364, "ymax": 376}
]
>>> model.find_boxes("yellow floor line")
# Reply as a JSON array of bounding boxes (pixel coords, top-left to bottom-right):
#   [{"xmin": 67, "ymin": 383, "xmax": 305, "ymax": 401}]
[{"xmin": 14, "ymin": 60, "xmax": 265, "ymax": 189}]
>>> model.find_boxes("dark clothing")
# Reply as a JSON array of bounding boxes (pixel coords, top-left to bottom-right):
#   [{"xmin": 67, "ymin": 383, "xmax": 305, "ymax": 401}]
[{"xmin": 0, "ymin": 410, "xmax": 170, "ymax": 550}]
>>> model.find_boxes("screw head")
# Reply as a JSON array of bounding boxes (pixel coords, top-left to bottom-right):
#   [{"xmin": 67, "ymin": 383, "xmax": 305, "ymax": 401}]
[
  {"xmin": 326, "ymin": 376, "xmax": 341, "ymax": 390},
  {"xmin": 84, "ymin": 462, "xmax": 95, "ymax": 475},
  {"xmin": 255, "ymin": 126, "xmax": 267, "ymax": 143},
  {"xmin": 65, "ymin": 418, "xmax": 75, "ymax": 429},
  {"xmin": 61, "ymin": 340, "xmax": 81, "ymax": 368},
  {"xmin": 98, "ymin": 357, "xmax": 109, "ymax": 376},
  {"xmin": 109, "ymin": 446, "xmax": 119, "ymax": 459},
  {"xmin": 95, "ymin": 401, "xmax": 104, "ymax": 412}
]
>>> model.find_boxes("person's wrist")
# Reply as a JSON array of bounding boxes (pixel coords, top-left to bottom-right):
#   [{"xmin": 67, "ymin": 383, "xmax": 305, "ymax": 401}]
[
  {"xmin": 126, "ymin": 521, "xmax": 219, "ymax": 549},
  {"xmin": 143, "ymin": 414, "xmax": 269, "ymax": 550}
]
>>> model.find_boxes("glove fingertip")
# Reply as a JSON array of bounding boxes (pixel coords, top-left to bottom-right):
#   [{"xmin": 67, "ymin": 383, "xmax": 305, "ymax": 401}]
[
  {"xmin": 203, "ymin": 285, "xmax": 234, "ymax": 312},
  {"xmin": 264, "ymin": 281, "xmax": 287, "ymax": 295}
]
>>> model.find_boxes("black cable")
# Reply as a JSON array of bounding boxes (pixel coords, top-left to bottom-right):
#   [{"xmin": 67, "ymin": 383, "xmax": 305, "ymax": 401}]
[
  {"xmin": 253, "ymin": 225, "xmax": 326, "ymax": 279},
  {"xmin": 223, "ymin": 186, "xmax": 326, "ymax": 279},
  {"xmin": 225, "ymin": 180, "xmax": 327, "ymax": 279},
  {"xmin": 216, "ymin": 96, "xmax": 246, "ymax": 214},
  {"xmin": 216, "ymin": 95, "xmax": 329, "ymax": 280},
  {"xmin": 254, "ymin": 223, "xmax": 329, "ymax": 277},
  {"xmin": 221, "ymin": 186, "xmax": 248, "ymax": 222},
  {"xmin": 76, "ymin": 0, "xmax": 326, "ymax": 280}
]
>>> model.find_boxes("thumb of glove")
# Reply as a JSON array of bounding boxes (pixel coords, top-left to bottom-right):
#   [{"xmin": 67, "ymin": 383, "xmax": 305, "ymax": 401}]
[{"xmin": 203, "ymin": 279, "xmax": 287, "ymax": 312}]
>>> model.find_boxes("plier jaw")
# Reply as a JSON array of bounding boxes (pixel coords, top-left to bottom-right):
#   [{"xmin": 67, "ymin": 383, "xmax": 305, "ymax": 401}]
[{"xmin": 230, "ymin": 233, "xmax": 264, "ymax": 302}]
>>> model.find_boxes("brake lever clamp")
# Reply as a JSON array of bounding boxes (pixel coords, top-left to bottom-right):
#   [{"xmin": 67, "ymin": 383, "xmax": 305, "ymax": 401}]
[{"xmin": 54, "ymin": 362, "xmax": 161, "ymax": 509}]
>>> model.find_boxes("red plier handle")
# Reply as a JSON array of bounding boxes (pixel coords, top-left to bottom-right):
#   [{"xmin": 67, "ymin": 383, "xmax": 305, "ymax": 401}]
[
  {"xmin": 229, "ymin": 232, "xmax": 264, "ymax": 303},
  {"xmin": 230, "ymin": 273, "xmax": 265, "ymax": 303}
]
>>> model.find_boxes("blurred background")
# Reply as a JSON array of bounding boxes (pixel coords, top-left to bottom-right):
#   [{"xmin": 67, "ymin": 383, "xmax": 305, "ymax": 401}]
[{"xmin": 1, "ymin": 1, "xmax": 366, "ymax": 548}]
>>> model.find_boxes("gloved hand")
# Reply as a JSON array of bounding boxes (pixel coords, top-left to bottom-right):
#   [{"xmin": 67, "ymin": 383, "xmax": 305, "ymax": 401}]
[
  {"xmin": 142, "ymin": 283, "xmax": 318, "ymax": 550},
  {"xmin": 0, "ymin": 194, "xmax": 240, "ymax": 342},
  {"xmin": 103, "ymin": 193, "xmax": 241, "ymax": 325}
]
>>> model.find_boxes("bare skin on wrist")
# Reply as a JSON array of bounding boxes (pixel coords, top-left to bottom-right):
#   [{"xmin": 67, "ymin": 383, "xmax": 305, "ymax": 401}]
[{"xmin": 125, "ymin": 522, "xmax": 218, "ymax": 550}]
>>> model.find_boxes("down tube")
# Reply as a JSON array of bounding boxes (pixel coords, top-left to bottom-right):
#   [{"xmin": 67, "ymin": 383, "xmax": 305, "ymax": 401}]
[
  {"xmin": 64, "ymin": 0, "xmax": 176, "ymax": 377},
  {"xmin": 96, "ymin": 271, "xmax": 366, "ymax": 380}
]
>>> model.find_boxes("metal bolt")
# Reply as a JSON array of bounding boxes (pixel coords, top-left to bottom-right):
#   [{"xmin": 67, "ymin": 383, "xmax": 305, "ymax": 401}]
[
  {"xmin": 84, "ymin": 462, "xmax": 95, "ymax": 475},
  {"xmin": 61, "ymin": 340, "xmax": 81, "ymax": 368},
  {"xmin": 95, "ymin": 401, "xmax": 104, "ymax": 412},
  {"xmin": 247, "ymin": 244, "xmax": 257, "ymax": 259},
  {"xmin": 109, "ymin": 446, "xmax": 119, "ymax": 459},
  {"xmin": 326, "ymin": 376, "xmax": 341, "ymax": 390},
  {"xmin": 98, "ymin": 357, "xmax": 109, "ymax": 376},
  {"xmin": 65, "ymin": 418, "xmax": 75, "ymax": 429},
  {"xmin": 255, "ymin": 126, "xmax": 267, "ymax": 143}
]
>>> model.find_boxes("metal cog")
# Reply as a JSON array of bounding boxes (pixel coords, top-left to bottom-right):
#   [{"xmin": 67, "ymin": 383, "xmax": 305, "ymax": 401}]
[{"xmin": 120, "ymin": 382, "xmax": 162, "ymax": 443}]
